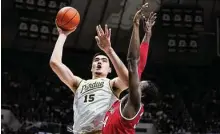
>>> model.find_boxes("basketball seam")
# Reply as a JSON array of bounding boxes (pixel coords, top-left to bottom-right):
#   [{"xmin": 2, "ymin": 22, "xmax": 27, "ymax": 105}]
[
  {"xmin": 60, "ymin": 12, "xmax": 78, "ymax": 28},
  {"xmin": 60, "ymin": 7, "xmax": 73, "ymax": 26}
]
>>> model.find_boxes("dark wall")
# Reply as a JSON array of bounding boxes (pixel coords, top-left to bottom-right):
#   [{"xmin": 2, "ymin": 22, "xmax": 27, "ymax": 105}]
[{"xmin": 2, "ymin": 0, "xmax": 220, "ymax": 66}]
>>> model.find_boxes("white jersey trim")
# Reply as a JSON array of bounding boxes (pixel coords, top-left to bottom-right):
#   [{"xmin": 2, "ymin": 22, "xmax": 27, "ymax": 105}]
[
  {"xmin": 119, "ymin": 101, "xmax": 142, "ymax": 121},
  {"xmin": 75, "ymin": 79, "xmax": 84, "ymax": 92}
]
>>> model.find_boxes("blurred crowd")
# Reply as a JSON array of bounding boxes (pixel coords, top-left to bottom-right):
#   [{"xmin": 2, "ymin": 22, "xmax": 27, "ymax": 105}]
[
  {"xmin": 2, "ymin": 50, "xmax": 220, "ymax": 134},
  {"xmin": 2, "ymin": 64, "xmax": 74, "ymax": 134}
]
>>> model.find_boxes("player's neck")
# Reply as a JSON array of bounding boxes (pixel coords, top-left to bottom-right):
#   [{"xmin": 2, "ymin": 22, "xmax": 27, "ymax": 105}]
[{"xmin": 92, "ymin": 74, "xmax": 107, "ymax": 79}]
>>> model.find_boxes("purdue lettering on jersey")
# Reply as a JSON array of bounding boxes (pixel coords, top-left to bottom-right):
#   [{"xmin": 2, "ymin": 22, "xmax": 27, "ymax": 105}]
[
  {"xmin": 81, "ymin": 81, "xmax": 104, "ymax": 95},
  {"xmin": 73, "ymin": 78, "xmax": 118, "ymax": 134}
]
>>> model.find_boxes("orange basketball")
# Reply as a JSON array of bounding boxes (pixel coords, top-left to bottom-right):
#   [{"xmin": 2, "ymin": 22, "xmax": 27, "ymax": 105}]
[{"xmin": 56, "ymin": 7, "xmax": 80, "ymax": 31}]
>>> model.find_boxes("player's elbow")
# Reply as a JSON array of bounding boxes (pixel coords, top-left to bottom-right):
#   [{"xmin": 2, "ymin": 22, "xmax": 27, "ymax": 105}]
[
  {"xmin": 49, "ymin": 60, "xmax": 60, "ymax": 69},
  {"xmin": 127, "ymin": 59, "xmax": 138, "ymax": 67},
  {"xmin": 127, "ymin": 54, "xmax": 139, "ymax": 62}
]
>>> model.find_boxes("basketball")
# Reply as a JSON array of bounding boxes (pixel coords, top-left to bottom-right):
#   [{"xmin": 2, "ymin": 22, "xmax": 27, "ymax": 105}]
[{"xmin": 56, "ymin": 7, "xmax": 80, "ymax": 31}]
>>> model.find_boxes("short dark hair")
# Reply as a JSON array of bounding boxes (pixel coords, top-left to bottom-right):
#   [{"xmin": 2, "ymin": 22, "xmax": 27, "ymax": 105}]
[
  {"xmin": 92, "ymin": 52, "xmax": 112, "ymax": 68},
  {"xmin": 119, "ymin": 81, "xmax": 159, "ymax": 101},
  {"xmin": 92, "ymin": 52, "xmax": 108, "ymax": 62},
  {"xmin": 141, "ymin": 80, "xmax": 159, "ymax": 103}
]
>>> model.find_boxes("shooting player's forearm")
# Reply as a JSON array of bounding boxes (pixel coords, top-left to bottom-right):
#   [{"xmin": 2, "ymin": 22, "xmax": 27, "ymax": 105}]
[
  {"xmin": 50, "ymin": 34, "xmax": 67, "ymax": 63},
  {"xmin": 105, "ymin": 48, "xmax": 129, "ymax": 85}
]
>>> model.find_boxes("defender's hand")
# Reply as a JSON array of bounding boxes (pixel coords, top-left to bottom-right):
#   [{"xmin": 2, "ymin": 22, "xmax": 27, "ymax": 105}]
[
  {"xmin": 95, "ymin": 24, "xmax": 112, "ymax": 53},
  {"xmin": 133, "ymin": 3, "xmax": 149, "ymax": 25},
  {"xmin": 143, "ymin": 12, "xmax": 157, "ymax": 33}
]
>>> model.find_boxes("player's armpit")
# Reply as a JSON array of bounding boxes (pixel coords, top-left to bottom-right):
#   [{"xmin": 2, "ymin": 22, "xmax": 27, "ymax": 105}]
[
  {"xmin": 49, "ymin": 61, "xmax": 82, "ymax": 93},
  {"xmin": 110, "ymin": 77, "xmax": 128, "ymax": 98}
]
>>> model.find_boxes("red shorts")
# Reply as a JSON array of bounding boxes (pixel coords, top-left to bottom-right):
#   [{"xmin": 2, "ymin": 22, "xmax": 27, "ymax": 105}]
[{"xmin": 102, "ymin": 100, "xmax": 144, "ymax": 134}]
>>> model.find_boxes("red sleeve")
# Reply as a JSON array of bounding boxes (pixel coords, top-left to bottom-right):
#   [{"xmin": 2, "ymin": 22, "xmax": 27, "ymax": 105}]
[{"xmin": 138, "ymin": 42, "xmax": 149, "ymax": 79}]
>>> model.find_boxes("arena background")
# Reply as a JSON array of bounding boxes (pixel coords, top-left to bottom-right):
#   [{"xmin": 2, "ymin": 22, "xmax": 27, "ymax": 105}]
[{"xmin": 1, "ymin": 0, "xmax": 220, "ymax": 133}]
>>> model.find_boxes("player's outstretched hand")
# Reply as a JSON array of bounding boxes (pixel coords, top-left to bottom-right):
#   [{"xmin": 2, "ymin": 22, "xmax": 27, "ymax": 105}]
[
  {"xmin": 95, "ymin": 24, "xmax": 112, "ymax": 53},
  {"xmin": 133, "ymin": 2, "xmax": 149, "ymax": 25},
  {"xmin": 142, "ymin": 12, "xmax": 157, "ymax": 33},
  {"xmin": 55, "ymin": 20, "xmax": 76, "ymax": 36}
]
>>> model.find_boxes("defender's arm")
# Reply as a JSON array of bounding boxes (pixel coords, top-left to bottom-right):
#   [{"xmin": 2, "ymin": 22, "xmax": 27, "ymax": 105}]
[{"xmin": 122, "ymin": 8, "xmax": 143, "ymax": 119}]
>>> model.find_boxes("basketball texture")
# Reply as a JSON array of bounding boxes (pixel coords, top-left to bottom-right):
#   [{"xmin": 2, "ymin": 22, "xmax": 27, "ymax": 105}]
[{"xmin": 56, "ymin": 7, "xmax": 80, "ymax": 31}]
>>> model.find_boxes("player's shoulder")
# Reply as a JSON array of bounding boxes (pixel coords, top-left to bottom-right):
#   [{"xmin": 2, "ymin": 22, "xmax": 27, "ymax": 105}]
[
  {"xmin": 74, "ymin": 79, "xmax": 85, "ymax": 90},
  {"xmin": 109, "ymin": 77, "xmax": 117, "ymax": 87},
  {"xmin": 111, "ymin": 100, "xmax": 120, "ymax": 107},
  {"xmin": 110, "ymin": 77, "xmax": 117, "ymax": 82}
]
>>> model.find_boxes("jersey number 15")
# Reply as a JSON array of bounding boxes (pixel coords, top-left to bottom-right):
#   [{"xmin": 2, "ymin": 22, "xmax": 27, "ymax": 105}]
[{"xmin": 84, "ymin": 94, "xmax": 95, "ymax": 103}]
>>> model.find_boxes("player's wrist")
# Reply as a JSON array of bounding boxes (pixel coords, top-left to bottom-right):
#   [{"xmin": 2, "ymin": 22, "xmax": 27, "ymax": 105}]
[
  {"xmin": 145, "ymin": 27, "xmax": 152, "ymax": 33},
  {"xmin": 133, "ymin": 22, "xmax": 140, "ymax": 27},
  {"xmin": 143, "ymin": 32, "xmax": 151, "ymax": 41},
  {"xmin": 103, "ymin": 47, "xmax": 113, "ymax": 54},
  {"xmin": 59, "ymin": 33, "xmax": 67, "ymax": 39}
]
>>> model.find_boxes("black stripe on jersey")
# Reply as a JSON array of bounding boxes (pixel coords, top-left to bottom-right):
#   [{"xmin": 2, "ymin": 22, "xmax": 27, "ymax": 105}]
[{"xmin": 75, "ymin": 79, "xmax": 84, "ymax": 90}]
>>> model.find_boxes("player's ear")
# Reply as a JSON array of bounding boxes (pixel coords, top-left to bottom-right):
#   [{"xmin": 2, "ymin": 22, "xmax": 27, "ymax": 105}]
[
  {"xmin": 108, "ymin": 67, "xmax": 112, "ymax": 73},
  {"xmin": 91, "ymin": 64, "xmax": 94, "ymax": 72}
]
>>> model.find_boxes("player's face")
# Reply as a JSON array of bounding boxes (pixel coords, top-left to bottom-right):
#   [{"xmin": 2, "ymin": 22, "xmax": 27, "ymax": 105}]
[
  {"xmin": 91, "ymin": 55, "xmax": 111, "ymax": 77},
  {"xmin": 140, "ymin": 80, "xmax": 158, "ymax": 99}
]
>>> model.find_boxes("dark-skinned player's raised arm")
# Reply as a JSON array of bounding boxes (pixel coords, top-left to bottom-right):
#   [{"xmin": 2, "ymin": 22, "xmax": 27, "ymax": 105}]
[
  {"xmin": 122, "ymin": 7, "xmax": 144, "ymax": 119},
  {"xmin": 102, "ymin": 3, "xmax": 155, "ymax": 134},
  {"xmin": 49, "ymin": 27, "xmax": 82, "ymax": 93},
  {"xmin": 138, "ymin": 12, "xmax": 157, "ymax": 79}
]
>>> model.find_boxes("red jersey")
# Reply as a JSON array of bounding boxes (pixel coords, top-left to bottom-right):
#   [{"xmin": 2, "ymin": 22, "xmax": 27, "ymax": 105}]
[{"xmin": 102, "ymin": 100, "xmax": 144, "ymax": 134}]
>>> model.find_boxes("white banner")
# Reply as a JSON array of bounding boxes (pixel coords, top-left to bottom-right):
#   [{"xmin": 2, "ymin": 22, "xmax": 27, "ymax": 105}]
[{"xmin": 136, "ymin": 123, "xmax": 158, "ymax": 134}]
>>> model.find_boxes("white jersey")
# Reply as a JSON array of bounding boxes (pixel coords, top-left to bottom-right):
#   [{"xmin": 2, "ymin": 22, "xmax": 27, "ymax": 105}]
[{"xmin": 73, "ymin": 78, "xmax": 118, "ymax": 134}]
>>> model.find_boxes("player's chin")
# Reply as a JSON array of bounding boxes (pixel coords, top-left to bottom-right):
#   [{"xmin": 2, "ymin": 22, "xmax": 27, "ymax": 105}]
[
  {"xmin": 95, "ymin": 71, "xmax": 106, "ymax": 77},
  {"xmin": 95, "ymin": 71, "xmax": 102, "ymax": 75}
]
